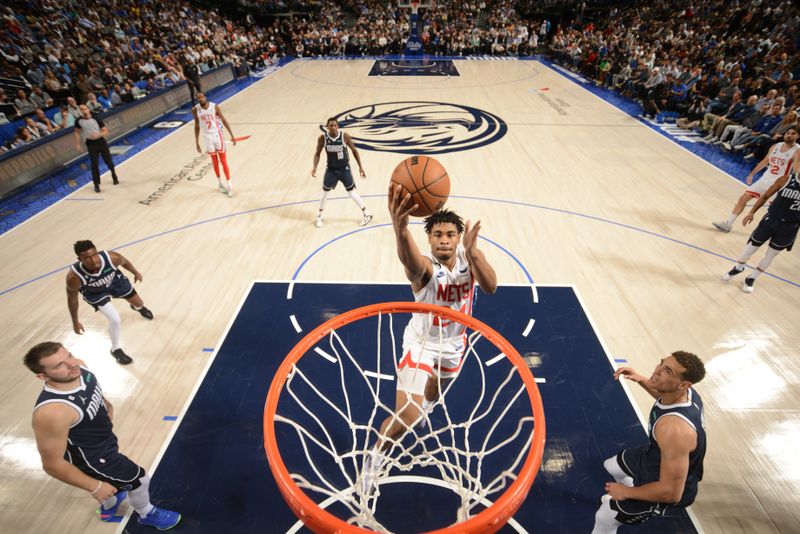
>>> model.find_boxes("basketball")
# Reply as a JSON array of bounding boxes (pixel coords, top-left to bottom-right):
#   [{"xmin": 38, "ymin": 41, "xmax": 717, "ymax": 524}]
[{"xmin": 390, "ymin": 155, "xmax": 451, "ymax": 217}]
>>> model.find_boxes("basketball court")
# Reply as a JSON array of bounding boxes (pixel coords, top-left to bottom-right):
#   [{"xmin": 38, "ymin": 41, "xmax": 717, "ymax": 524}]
[{"xmin": 1, "ymin": 57, "xmax": 798, "ymax": 534}]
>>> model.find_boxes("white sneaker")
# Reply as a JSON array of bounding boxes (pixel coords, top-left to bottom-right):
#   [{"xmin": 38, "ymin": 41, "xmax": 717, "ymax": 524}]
[
  {"xmin": 218, "ymin": 184, "xmax": 226, "ymax": 193},
  {"xmin": 722, "ymin": 266, "xmax": 744, "ymax": 281},
  {"xmin": 361, "ymin": 451, "xmax": 383, "ymax": 494},
  {"xmin": 314, "ymin": 218, "xmax": 323, "ymax": 228},
  {"xmin": 741, "ymin": 277, "xmax": 756, "ymax": 293},
  {"xmin": 226, "ymin": 189, "xmax": 233, "ymax": 198},
  {"xmin": 359, "ymin": 213, "xmax": 373, "ymax": 226},
  {"xmin": 712, "ymin": 221, "xmax": 732, "ymax": 233}
]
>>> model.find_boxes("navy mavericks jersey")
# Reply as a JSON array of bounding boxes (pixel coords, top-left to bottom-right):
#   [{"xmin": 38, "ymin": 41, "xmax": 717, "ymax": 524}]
[
  {"xmin": 638, "ymin": 389, "xmax": 706, "ymax": 506},
  {"xmin": 325, "ymin": 132, "xmax": 349, "ymax": 169},
  {"xmin": 34, "ymin": 367, "xmax": 118, "ymax": 461},
  {"xmin": 767, "ymin": 170, "xmax": 800, "ymax": 223},
  {"xmin": 70, "ymin": 250, "xmax": 127, "ymax": 300}
]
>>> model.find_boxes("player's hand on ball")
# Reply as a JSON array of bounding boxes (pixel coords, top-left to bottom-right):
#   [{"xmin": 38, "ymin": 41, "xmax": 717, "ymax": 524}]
[
  {"xmin": 388, "ymin": 184, "xmax": 416, "ymax": 230},
  {"xmin": 73, "ymin": 321, "xmax": 85, "ymax": 335}
]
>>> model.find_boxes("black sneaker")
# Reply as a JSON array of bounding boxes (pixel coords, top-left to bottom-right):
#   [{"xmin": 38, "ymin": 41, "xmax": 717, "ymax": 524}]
[
  {"xmin": 742, "ymin": 277, "xmax": 756, "ymax": 293},
  {"xmin": 112, "ymin": 177, "xmax": 119, "ymax": 185},
  {"xmin": 110, "ymin": 348, "xmax": 133, "ymax": 365},
  {"xmin": 131, "ymin": 305, "xmax": 154, "ymax": 320},
  {"xmin": 721, "ymin": 266, "xmax": 744, "ymax": 281},
  {"xmin": 94, "ymin": 185, "xmax": 101, "ymax": 193}
]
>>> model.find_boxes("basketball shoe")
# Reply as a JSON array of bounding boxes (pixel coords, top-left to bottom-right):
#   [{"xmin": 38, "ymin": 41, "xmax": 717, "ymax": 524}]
[
  {"xmin": 361, "ymin": 450, "xmax": 385, "ymax": 494},
  {"xmin": 97, "ymin": 491, "xmax": 127, "ymax": 521},
  {"xmin": 712, "ymin": 221, "xmax": 732, "ymax": 232},
  {"xmin": 315, "ymin": 217, "xmax": 323, "ymax": 228},
  {"xmin": 742, "ymin": 277, "xmax": 756, "ymax": 293},
  {"xmin": 722, "ymin": 265, "xmax": 744, "ymax": 281},
  {"xmin": 110, "ymin": 348, "xmax": 133, "ymax": 365},
  {"xmin": 131, "ymin": 305, "xmax": 154, "ymax": 320},
  {"xmin": 360, "ymin": 213, "xmax": 373, "ymax": 226},
  {"xmin": 137, "ymin": 506, "xmax": 181, "ymax": 530}
]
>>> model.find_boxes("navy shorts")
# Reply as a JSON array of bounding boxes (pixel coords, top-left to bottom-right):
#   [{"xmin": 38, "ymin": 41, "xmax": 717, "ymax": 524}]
[
  {"xmin": 82, "ymin": 275, "xmax": 136, "ymax": 310},
  {"xmin": 68, "ymin": 447, "xmax": 146, "ymax": 491},
  {"xmin": 323, "ymin": 167, "xmax": 355, "ymax": 191},
  {"xmin": 748, "ymin": 215, "xmax": 800, "ymax": 251}
]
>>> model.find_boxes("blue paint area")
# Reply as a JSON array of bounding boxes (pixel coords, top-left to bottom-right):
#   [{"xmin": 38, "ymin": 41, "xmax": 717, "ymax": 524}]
[
  {"xmin": 162, "ymin": 416, "xmax": 178, "ymax": 421},
  {"xmin": 122, "ymin": 282, "xmax": 697, "ymax": 533},
  {"xmin": 368, "ymin": 59, "xmax": 460, "ymax": 76},
  {"xmin": 0, "ymin": 60, "xmax": 294, "ymax": 235},
  {"xmin": 535, "ymin": 57, "xmax": 753, "ymax": 184}
]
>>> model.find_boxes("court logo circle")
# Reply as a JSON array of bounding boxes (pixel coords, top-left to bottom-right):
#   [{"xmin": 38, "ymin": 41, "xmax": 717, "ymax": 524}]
[{"xmin": 325, "ymin": 101, "xmax": 507, "ymax": 155}]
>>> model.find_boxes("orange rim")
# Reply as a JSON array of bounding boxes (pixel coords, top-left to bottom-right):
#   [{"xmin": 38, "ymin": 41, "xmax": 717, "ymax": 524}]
[{"xmin": 263, "ymin": 302, "xmax": 546, "ymax": 534}]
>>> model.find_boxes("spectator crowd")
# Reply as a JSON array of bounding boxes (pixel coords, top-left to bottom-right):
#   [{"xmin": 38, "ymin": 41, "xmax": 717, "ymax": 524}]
[
  {"xmin": 549, "ymin": 0, "xmax": 800, "ymax": 161},
  {"xmin": 3, "ymin": 0, "xmax": 799, "ymax": 165}
]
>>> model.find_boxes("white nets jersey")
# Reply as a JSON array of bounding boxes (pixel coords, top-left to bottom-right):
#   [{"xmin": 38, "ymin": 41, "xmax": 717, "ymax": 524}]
[
  {"xmin": 764, "ymin": 142, "xmax": 799, "ymax": 179},
  {"xmin": 196, "ymin": 102, "xmax": 222, "ymax": 135},
  {"xmin": 404, "ymin": 245, "xmax": 475, "ymax": 342}
]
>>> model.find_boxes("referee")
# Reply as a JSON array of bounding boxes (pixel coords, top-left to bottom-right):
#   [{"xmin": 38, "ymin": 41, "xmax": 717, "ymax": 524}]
[{"xmin": 73, "ymin": 104, "xmax": 119, "ymax": 193}]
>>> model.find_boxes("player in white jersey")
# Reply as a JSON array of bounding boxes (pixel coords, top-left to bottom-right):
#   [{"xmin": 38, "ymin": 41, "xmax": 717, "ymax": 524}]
[
  {"xmin": 362, "ymin": 184, "xmax": 497, "ymax": 493},
  {"xmin": 713, "ymin": 126, "xmax": 799, "ymax": 232},
  {"xmin": 193, "ymin": 92, "xmax": 236, "ymax": 196}
]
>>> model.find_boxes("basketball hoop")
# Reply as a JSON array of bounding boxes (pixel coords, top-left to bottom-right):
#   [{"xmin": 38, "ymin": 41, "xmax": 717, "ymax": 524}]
[{"xmin": 264, "ymin": 302, "xmax": 546, "ymax": 533}]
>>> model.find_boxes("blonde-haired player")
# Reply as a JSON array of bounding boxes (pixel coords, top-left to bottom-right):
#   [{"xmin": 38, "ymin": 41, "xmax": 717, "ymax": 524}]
[{"xmin": 193, "ymin": 92, "xmax": 236, "ymax": 197}]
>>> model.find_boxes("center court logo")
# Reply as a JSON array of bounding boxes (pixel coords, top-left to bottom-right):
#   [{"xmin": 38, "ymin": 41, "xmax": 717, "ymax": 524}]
[{"xmin": 326, "ymin": 102, "xmax": 507, "ymax": 155}]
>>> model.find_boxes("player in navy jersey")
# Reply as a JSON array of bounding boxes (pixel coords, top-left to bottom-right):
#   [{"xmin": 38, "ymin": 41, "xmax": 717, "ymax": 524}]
[
  {"xmin": 66, "ymin": 240, "xmax": 153, "ymax": 364},
  {"xmin": 310, "ymin": 117, "xmax": 373, "ymax": 228},
  {"xmin": 592, "ymin": 351, "xmax": 706, "ymax": 533},
  {"xmin": 722, "ymin": 151, "xmax": 800, "ymax": 292},
  {"xmin": 26, "ymin": 342, "xmax": 180, "ymax": 530},
  {"xmin": 361, "ymin": 185, "xmax": 497, "ymax": 494}
]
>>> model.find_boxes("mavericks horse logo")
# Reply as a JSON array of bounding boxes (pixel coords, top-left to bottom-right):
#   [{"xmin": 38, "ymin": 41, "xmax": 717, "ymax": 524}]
[{"xmin": 326, "ymin": 102, "xmax": 507, "ymax": 155}]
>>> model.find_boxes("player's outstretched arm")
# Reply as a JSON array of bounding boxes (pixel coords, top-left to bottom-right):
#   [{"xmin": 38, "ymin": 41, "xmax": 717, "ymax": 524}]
[
  {"xmin": 613, "ymin": 366, "xmax": 660, "ymax": 399},
  {"xmin": 743, "ymin": 172, "xmax": 789, "ymax": 225},
  {"xmin": 344, "ymin": 133, "xmax": 366, "ymax": 178},
  {"xmin": 463, "ymin": 220, "xmax": 496, "ymax": 294},
  {"xmin": 389, "ymin": 184, "xmax": 430, "ymax": 289},
  {"xmin": 311, "ymin": 135, "xmax": 324, "ymax": 177},
  {"xmin": 216, "ymin": 105, "xmax": 236, "ymax": 145},
  {"xmin": 110, "ymin": 251, "xmax": 143, "ymax": 283},
  {"xmin": 192, "ymin": 108, "xmax": 201, "ymax": 153},
  {"xmin": 66, "ymin": 272, "xmax": 84, "ymax": 334},
  {"xmin": 746, "ymin": 150, "xmax": 772, "ymax": 184}
]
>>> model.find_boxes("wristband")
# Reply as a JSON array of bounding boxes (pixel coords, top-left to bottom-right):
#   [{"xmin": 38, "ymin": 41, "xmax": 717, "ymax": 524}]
[{"xmin": 89, "ymin": 480, "xmax": 103, "ymax": 495}]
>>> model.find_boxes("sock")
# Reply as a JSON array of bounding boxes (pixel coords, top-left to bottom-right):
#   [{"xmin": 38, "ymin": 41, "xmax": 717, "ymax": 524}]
[
  {"xmin": 737, "ymin": 243, "xmax": 760, "ymax": 264},
  {"xmin": 591, "ymin": 494, "xmax": 622, "ymax": 534},
  {"xmin": 97, "ymin": 303, "xmax": 122, "ymax": 351},
  {"xmin": 210, "ymin": 153, "xmax": 220, "ymax": 178},
  {"xmin": 218, "ymin": 151, "xmax": 230, "ymax": 180},
  {"xmin": 318, "ymin": 190, "xmax": 330, "ymax": 212},
  {"xmin": 100, "ymin": 494, "xmax": 118, "ymax": 510},
  {"xmin": 725, "ymin": 212, "xmax": 738, "ymax": 226},
  {"xmin": 603, "ymin": 455, "xmax": 633, "ymax": 487},
  {"xmin": 131, "ymin": 304, "xmax": 142, "ymax": 311},
  {"xmin": 129, "ymin": 475, "xmax": 154, "ymax": 517},
  {"xmin": 749, "ymin": 247, "xmax": 780, "ymax": 280},
  {"xmin": 347, "ymin": 188, "xmax": 366, "ymax": 210}
]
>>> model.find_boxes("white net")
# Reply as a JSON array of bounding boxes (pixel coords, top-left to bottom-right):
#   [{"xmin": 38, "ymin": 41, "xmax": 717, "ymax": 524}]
[{"xmin": 272, "ymin": 309, "xmax": 537, "ymax": 532}]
